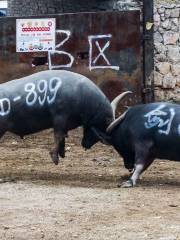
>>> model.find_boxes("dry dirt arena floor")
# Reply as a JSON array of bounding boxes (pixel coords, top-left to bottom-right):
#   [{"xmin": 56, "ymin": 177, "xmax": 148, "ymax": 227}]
[{"xmin": 0, "ymin": 128, "xmax": 179, "ymax": 240}]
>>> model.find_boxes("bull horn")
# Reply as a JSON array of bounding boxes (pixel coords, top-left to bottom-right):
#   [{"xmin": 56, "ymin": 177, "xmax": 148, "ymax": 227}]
[
  {"xmin": 106, "ymin": 110, "xmax": 128, "ymax": 133},
  {"xmin": 111, "ymin": 91, "xmax": 132, "ymax": 119}
]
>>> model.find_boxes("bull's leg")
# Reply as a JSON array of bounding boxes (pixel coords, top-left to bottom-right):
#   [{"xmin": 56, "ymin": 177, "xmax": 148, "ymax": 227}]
[
  {"xmin": 50, "ymin": 130, "xmax": 66, "ymax": 165},
  {"xmin": 121, "ymin": 142, "xmax": 154, "ymax": 188},
  {"xmin": 58, "ymin": 137, "xmax": 65, "ymax": 158},
  {"xmin": 121, "ymin": 157, "xmax": 154, "ymax": 188}
]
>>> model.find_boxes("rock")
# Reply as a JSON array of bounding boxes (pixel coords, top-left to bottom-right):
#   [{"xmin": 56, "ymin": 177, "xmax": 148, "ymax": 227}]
[
  {"xmin": 0, "ymin": 178, "xmax": 16, "ymax": 183},
  {"xmin": 162, "ymin": 73, "xmax": 176, "ymax": 89},
  {"xmin": 161, "ymin": 15, "xmax": 165, "ymax": 21},
  {"xmin": 161, "ymin": 19, "xmax": 170, "ymax": 29},
  {"xmin": 160, "ymin": 13, "xmax": 165, "ymax": 18},
  {"xmin": 176, "ymin": 76, "xmax": 180, "ymax": 87},
  {"xmin": 66, "ymin": 146, "xmax": 71, "ymax": 151},
  {"xmin": 156, "ymin": 53, "xmax": 167, "ymax": 62},
  {"xmin": 170, "ymin": 24, "xmax": 179, "ymax": 32},
  {"xmin": 165, "ymin": 88, "xmax": 180, "ymax": 102},
  {"xmin": 167, "ymin": 46, "xmax": 180, "ymax": 63},
  {"xmin": 163, "ymin": 31, "xmax": 179, "ymax": 45},
  {"xmin": 154, "ymin": 89, "xmax": 165, "ymax": 101},
  {"xmin": 12, "ymin": 140, "xmax": 18, "ymax": 145},
  {"xmin": 171, "ymin": 64, "xmax": 180, "ymax": 76},
  {"xmin": 174, "ymin": 88, "xmax": 180, "ymax": 101},
  {"xmin": 154, "ymin": 25, "xmax": 159, "ymax": 32},
  {"xmin": 158, "ymin": 7, "xmax": 165, "ymax": 14},
  {"xmin": 154, "ymin": 32, "xmax": 163, "ymax": 43},
  {"xmin": 156, "ymin": 62, "xmax": 171, "ymax": 75},
  {"xmin": 164, "ymin": 3, "xmax": 176, "ymax": 9},
  {"xmin": 158, "ymin": 27, "xmax": 165, "ymax": 34},
  {"xmin": 154, "ymin": 71, "xmax": 163, "ymax": 86},
  {"xmin": 171, "ymin": 18, "xmax": 179, "ymax": 28},
  {"xmin": 170, "ymin": 8, "xmax": 179, "ymax": 18},
  {"xmin": 154, "ymin": 13, "xmax": 161, "ymax": 27},
  {"xmin": 114, "ymin": 0, "xmax": 140, "ymax": 10},
  {"xmin": 165, "ymin": 9, "xmax": 171, "ymax": 18},
  {"xmin": 154, "ymin": 43, "xmax": 167, "ymax": 55},
  {"xmin": 159, "ymin": 236, "xmax": 177, "ymax": 240}
]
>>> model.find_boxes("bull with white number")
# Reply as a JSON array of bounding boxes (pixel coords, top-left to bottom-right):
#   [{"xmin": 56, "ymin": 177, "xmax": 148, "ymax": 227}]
[
  {"xmin": 0, "ymin": 70, "xmax": 129, "ymax": 165},
  {"xmin": 92, "ymin": 94, "xmax": 180, "ymax": 187}
]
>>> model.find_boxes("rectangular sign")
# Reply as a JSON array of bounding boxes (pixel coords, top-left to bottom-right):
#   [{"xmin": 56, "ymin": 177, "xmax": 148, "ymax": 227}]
[{"xmin": 16, "ymin": 18, "xmax": 56, "ymax": 52}]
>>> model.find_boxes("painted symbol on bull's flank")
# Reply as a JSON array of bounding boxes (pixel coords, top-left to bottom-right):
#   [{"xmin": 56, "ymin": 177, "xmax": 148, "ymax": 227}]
[
  {"xmin": 0, "ymin": 77, "xmax": 62, "ymax": 117},
  {"xmin": 13, "ymin": 96, "xmax": 22, "ymax": 102},
  {"xmin": 178, "ymin": 124, "xmax": 180, "ymax": 136},
  {"xmin": 25, "ymin": 77, "xmax": 62, "ymax": 106},
  {"xmin": 144, "ymin": 104, "xmax": 175, "ymax": 135},
  {"xmin": 0, "ymin": 98, "xmax": 11, "ymax": 116},
  {"xmin": 88, "ymin": 34, "xmax": 120, "ymax": 71},
  {"xmin": 47, "ymin": 77, "xmax": 62, "ymax": 104},
  {"xmin": 37, "ymin": 79, "xmax": 48, "ymax": 106}
]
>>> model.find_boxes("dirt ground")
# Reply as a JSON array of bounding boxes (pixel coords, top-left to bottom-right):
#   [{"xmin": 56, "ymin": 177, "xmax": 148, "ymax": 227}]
[{"xmin": 0, "ymin": 128, "xmax": 179, "ymax": 240}]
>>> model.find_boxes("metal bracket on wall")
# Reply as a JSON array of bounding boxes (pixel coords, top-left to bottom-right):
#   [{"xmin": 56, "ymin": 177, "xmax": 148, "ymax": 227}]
[
  {"xmin": 142, "ymin": 34, "xmax": 151, "ymax": 41},
  {"xmin": 142, "ymin": 87, "xmax": 152, "ymax": 94}
]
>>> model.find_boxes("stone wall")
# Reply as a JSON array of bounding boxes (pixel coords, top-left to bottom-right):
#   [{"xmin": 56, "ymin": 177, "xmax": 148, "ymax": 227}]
[
  {"xmin": 7, "ymin": 0, "xmax": 142, "ymax": 17},
  {"xmin": 154, "ymin": 2, "xmax": 180, "ymax": 102},
  {"xmin": 7, "ymin": 0, "xmax": 116, "ymax": 16},
  {"xmin": 7, "ymin": 0, "xmax": 58, "ymax": 16}
]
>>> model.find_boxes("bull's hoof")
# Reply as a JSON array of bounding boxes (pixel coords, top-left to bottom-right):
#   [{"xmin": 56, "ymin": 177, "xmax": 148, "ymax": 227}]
[
  {"xmin": 59, "ymin": 151, "xmax": 65, "ymax": 158},
  {"xmin": 119, "ymin": 180, "xmax": 134, "ymax": 188},
  {"xmin": 49, "ymin": 151, "xmax": 59, "ymax": 165}
]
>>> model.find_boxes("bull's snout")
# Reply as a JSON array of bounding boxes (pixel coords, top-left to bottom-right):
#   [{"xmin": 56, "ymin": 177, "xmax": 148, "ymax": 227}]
[{"xmin": 81, "ymin": 138, "xmax": 92, "ymax": 150}]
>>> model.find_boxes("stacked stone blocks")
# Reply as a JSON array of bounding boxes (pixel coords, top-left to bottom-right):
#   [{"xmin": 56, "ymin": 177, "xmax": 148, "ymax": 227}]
[{"xmin": 154, "ymin": 3, "xmax": 180, "ymax": 102}]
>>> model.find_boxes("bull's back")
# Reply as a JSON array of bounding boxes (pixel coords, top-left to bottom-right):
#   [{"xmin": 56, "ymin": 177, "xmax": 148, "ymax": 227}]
[
  {"xmin": 0, "ymin": 70, "xmax": 111, "ymax": 135},
  {"xmin": 125, "ymin": 102, "xmax": 180, "ymax": 161}
]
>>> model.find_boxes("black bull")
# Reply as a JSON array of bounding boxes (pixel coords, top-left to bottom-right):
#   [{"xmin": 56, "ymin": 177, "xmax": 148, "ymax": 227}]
[
  {"xmin": 0, "ymin": 70, "xmax": 116, "ymax": 165},
  {"xmin": 1, "ymin": 70, "xmax": 179, "ymax": 188},
  {"xmin": 98, "ymin": 102, "xmax": 180, "ymax": 187}
]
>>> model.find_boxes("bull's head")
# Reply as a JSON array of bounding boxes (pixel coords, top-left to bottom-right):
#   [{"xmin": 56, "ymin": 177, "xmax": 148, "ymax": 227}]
[{"xmin": 81, "ymin": 91, "xmax": 132, "ymax": 149}]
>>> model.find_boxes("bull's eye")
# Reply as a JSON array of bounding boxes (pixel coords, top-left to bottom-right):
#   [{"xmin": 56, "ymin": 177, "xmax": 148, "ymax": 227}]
[{"xmin": 106, "ymin": 117, "xmax": 112, "ymax": 125}]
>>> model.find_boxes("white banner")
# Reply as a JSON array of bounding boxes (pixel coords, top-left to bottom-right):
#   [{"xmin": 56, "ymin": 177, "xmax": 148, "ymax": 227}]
[{"xmin": 16, "ymin": 18, "xmax": 56, "ymax": 52}]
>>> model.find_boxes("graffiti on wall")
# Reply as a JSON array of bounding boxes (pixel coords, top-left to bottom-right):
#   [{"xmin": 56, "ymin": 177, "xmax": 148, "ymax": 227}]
[{"xmin": 48, "ymin": 30, "xmax": 119, "ymax": 71}]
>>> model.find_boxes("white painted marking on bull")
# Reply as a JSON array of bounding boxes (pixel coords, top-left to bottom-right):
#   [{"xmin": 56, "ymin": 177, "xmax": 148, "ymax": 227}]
[
  {"xmin": 0, "ymin": 98, "xmax": 11, "ymax": 116},
  {"xmin": 144, "ymin": 104, "xmax": 175, "ymax": 135},
  {"xmin": 37, "ymin": 80, "xmax": 48, "ymax": 106},
  {"xmin": 178, "ymin": 124, "xmax": 180, "ymax": 135},
  {"xmin": 25, "ymin": 83, "xmax": 38, "ymax": 106},
  {"xmin": 47, "ymin": 77, "xmax": 62, "ymax": 104},
  {"xmin": 13, "ymin": 96, "xmax": 21, "ymax": 102},
  {"xmin": 159, "ymin": 108, "xmax": 175, "ymax": 135},
  {"xmin": 24, "ymin": 77, "xmax": 62, "ymax": 107},
  {"xmin": 88, "ymin": 34, "xmax": 119, "ymax": 71},
  {"xmin": 48, "ymin": 30, "xmax": 74, "ymax": 70}
]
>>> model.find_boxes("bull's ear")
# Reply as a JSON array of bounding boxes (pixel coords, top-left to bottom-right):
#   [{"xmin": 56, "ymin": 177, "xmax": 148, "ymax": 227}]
[{"xmin": 91, "ymin": 127, "xmax": 111, "ymax": 145}]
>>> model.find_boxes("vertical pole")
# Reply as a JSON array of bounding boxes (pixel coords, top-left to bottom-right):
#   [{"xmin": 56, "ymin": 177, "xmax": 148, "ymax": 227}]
[{"xmin": 142, "ymin": 0, "xmax": 154, "ymax": 103}]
